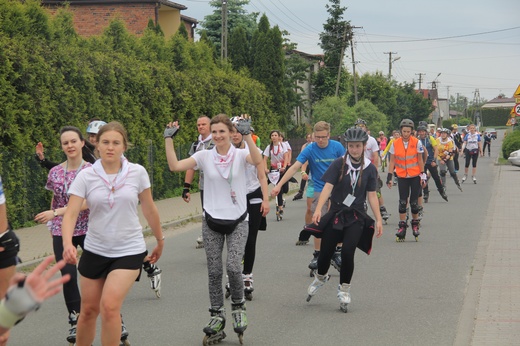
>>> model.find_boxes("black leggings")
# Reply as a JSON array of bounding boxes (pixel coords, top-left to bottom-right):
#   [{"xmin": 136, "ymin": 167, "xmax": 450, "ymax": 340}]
[
  {"xmin": 465, "ymin": 152, "xmax": 479, "ymax": 168},
  {"xmin": 397, "ymin": 176, "xmax": 421, "ymax": 212},
  {"xmin": 277, "ymin": 171, "xmax": 289, "ymax": 207},
  {"xmin": 424, "ymin": 163, "xmax": 444, "ymax": 192},
  {"xmin": 242, "ymin": 197, "xmax": 263, "ymax": 274},
  {"xmin": 53, "ymin": 235, "xmax": 85, "ymax": 314},
  {"xmin": 317, "ymin": 220, "xmax": 364, "ymax": 284}
]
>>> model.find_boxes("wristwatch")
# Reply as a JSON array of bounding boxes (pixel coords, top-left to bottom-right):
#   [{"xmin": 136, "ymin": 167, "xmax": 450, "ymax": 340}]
[{"xmin": 52, "ymin": 209, "xmax": 58, "ymax": 217}]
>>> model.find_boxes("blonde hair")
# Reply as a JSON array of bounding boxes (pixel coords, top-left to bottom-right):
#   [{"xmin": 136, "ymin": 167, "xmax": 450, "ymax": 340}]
[{"xmin": 313, "ymin": 121, "xmax": 330, "ymax": 133}]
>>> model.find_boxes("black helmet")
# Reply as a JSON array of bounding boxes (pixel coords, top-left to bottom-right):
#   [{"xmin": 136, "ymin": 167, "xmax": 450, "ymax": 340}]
[
  {"xmin": 344, "ymin": 127, "xmax": 369, "ymax": 142},
  {"xmin": 354, "ymin": 118, "xmax": 367, "ymax": 126},
  {"xmin": 417, "ymin": 125, "xmax": 428, "ymax": 132},
  {"xmin": 399, "ymin": 119, "xmax": 414, "ymax": 130},
  {"xmin": 418, "ymin": 121, "xmax": 428, "ymax": 128}
]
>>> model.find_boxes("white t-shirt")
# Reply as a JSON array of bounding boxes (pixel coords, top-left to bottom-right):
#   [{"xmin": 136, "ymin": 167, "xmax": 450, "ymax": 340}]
[
  {"xmin": 282, "ymin": 141, "xmax": 292, "ymax": 151},
  {"xmin": 365, "ymin": 136, "xmax": 380, "ymax": 162},
  {"xmin": 263, "ymin": 143, "xmax": 287, "ymax": 169},
  {"xmin": 68, "ymin": 163, "xmax": 150, "ymax": 257},
  {"xmin": 192, "ymin": 147, "xmax": 249, "ymax": 220},
  {"xmin": 244, "ymin": 142, "xmax": 262, "ymax": 196},
  {"xmin": 0, "ymin": 176, "xmax": 5, "ymax": 205},
  {"xmin": 464, "ymin": 133, "xmax": 481, "ymax": 150}
]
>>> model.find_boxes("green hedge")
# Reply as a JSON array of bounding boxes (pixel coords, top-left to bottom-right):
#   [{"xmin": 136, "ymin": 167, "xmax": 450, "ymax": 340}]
[
  {"xmin": 0, "ymin": 2, "xmax": 279, "ymax": 227},
  {"xmin": 502, "ymin": 129, "xmax": 520, "ymax": 159},
  {"xmin": 481, "ymin": 107, "xmax": 511, "ymax": 127}
]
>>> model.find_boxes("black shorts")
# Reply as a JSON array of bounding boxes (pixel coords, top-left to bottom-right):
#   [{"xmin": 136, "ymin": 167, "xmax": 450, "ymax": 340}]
[
  {"xmin": 0, "ymin": 229, "xmax": 20, "ymax": 269},
  {"xmin": 78, "ymin": 250, "xmax": 146, "ymax": 280}
]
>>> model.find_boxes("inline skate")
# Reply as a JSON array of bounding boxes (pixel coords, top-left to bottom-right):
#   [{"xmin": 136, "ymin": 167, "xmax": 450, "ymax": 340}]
[
  {"xmin": 224, "ymin": 280, "xmax": 231, "ymax": 299},
  {"xmin": 461, "ymin": 174, "xmax": 467, "ymax": 184},
  {"xmin": 472, "ymin": 176, "xmax": 477, "ymax": 184},
  {"xmin": 380, "ymin": 206, "xmax": 390, "ymax": 224},
  {"xmin": 243, "ymin": 274, "xmax": 254, "ymax": 301},
  {"xmin": 337, "ymin": 283, "xmax": 351, "ymax": 313},
  {"xmin": 196, "ymin": 234, "xmax": 204, "ymax": 249},
  {"xmin": 396, "ymin": 221, "xmax": 407, "ymax": 242},
  {"xmin": 67, "ymin": 311, "xmax": 78, "ymax": 346},
  {"xmin": 144, "ymin": 262, "xmax": 162, "ymax": 298},
  {"xmin": 231, "ymin": 301, "xmax": 247, "ymax": 345},
  {"xmin": 276, "ymin": 205, "xmax": 283, "ymax": 221},
  {"xmin": 120, "ymin": 316, "xmax": 130, "ymax": 346},
  {"xmin": 308, "ymin": 250, "xmax": 319, "ymax": 277},
  {"xmin": 423, "ymin": 189, "xmax": 429, "ymax": 203},
  {"xmin": 306, "ymin": 271, "xmax": 330, "ymax": 302},
  {"xmin": 417, "ymin": 206, "xmax": 424, "ymax": 221},
  {"xmin": 331, "ymin": 247, "xmax": 342, "ymax": 272},
  {"xmin": 411, "ymin": 219, "xmax": 420, "ymax": 241},
  {"xmin": 203, "ymin": 307, "xmax": 226, "ymax": 346},
  {"xmin": 439, "ymin": 188, "xmax": 448, "ymax": 202}
]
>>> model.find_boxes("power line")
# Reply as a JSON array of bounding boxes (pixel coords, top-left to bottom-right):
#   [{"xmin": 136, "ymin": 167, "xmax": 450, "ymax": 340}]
[{"xmin": 356, "ymin": 26, "xmax": 520, "ymax": 43}]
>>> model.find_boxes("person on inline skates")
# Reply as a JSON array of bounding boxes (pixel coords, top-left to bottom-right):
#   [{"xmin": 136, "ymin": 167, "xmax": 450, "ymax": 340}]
[
  {"xmin": 263, "ymin": 130, "xmax": 289, "ymax": 220},
  {"xmin": 292, "ymin": 134, "xmax": 312, "ymax": 201},
  {"xmin": 386, "ymin": 119, "xmax": 426, "ymax": 242},
  {"xmin": 437, "ymin": 128, "xmax": 463, "ymax": 192},
  {"xmin": 271, "ymin": 121, "xmax": 345, "ymax": 274},
  {"xmin": 164, "ymin": 115, "xmax": 261, "ymax": 345},
  {"xmin": 62, "ymin": 122, "xmax": 164, "ymax": 346},
  {"xmin": 416, "ymin": 123, "xmax": 448, "ymax": 202},
  {"xmin": 461, "ymin": 124, "xmax": 483, "ymax": 184},
  {"xmin": 33, "ymin": 126, "xmax": 96, "ymax": 345},
  {"xmin": 306, "ymin": 127, "xmax": 383, "ymax": 312}
]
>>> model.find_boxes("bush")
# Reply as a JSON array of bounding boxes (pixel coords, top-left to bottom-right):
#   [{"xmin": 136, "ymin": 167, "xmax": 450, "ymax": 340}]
[{"xmin": 502, "ymin": 129, "xmax": 520, "ymax": 158}]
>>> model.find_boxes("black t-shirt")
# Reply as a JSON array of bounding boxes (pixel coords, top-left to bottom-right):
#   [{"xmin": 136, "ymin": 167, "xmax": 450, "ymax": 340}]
[{"xmin": 322, "ymin": 157, "xmax": 378, "ymax": 209}]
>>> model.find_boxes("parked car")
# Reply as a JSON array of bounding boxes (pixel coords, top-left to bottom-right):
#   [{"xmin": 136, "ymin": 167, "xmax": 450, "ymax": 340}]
[
  {"xmin": 485, "ymin": 128, "xmax": 497, "ymax": 139},
  {"xmin": 508, "ymin": 149, "xmax": 520, "ymax": 167}
]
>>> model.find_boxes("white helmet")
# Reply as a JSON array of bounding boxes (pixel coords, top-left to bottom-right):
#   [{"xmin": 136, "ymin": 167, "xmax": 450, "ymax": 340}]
[
  {"xmin": 86, "ymin": 120, "xmax": 107, "ymax": 134},
  {"xmin": 230, "ymin": 116, "xmax": 242, "ymax": 125}
]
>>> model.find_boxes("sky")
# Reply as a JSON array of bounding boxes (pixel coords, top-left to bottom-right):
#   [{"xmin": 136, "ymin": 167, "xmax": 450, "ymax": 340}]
[{"xmin": 180, "ymin": 0, "xmax": 520, "ymax": 103}]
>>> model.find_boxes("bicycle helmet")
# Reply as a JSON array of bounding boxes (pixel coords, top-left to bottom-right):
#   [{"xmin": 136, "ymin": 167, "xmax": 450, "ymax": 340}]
[
  {"xmin": 418, "ymin": 121, "xmax": 428, "ymax": 128},
  {"xmin": 230, "ymin": 116, "xmax": 241, "ymax": 125},
  {"xmin": 441, "ymin": 128, "xmax": 450, "ymax": 134},
  {"xmin": 417, "ymin": 125, "xmax": 428, "ymax": 132},
  {"xmin": 344, "ymin": 127, "xmax": 369, "ymax": 143},
  {"xmin": 86, "ymin": 120, "xmax": 107, "ymax": 134},
  {"xmin": 399, "ymin": 119, "xmax": 414, "ymax": 130},
  {"xmin": 354, "ymin": 118, "xmax": 367, "ymax": 126}
]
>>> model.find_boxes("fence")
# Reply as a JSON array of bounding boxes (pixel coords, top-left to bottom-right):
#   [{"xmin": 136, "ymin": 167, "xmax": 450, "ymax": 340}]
[{"xmin": 1, "ymin": 138, "xmax": 308, "ymax": 228}]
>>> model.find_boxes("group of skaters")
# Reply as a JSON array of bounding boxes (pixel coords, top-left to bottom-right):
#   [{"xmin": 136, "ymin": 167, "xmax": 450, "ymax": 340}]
[{"xmin": 0, "ymin": 113, "xmax": 489, "ymax": 345}]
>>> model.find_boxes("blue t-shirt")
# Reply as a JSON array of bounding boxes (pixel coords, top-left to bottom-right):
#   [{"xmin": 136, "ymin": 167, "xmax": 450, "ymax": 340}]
[{"xmin": 296, "ymin": 140, "xmax": 345, "ymax": 192}]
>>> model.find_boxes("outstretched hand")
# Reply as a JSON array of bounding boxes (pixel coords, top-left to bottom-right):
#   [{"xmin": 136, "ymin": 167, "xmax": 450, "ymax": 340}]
[{"xmin": 164, "ymin": 121, "xmax": 180, "ymax": 139}]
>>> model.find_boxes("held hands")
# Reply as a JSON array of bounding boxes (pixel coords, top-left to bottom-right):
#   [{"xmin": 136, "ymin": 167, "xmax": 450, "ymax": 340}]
[
  {"xmin": 386, "ymin": 173, "xmax": 393, "ymax": 189},
  {"xmin": 419, "ymin": 172, "xmax": 428, "ymax": 188},
  {"xmin": 62, "ymin": 244, "xmax": 78, "ymax": 265},
  {"xmin": 260, "ymin": 200, "xmax": 270, "ymax": 217},
  {"xmin": 164, "ymin": 121, "xmax": 180, "ymax": 139}
]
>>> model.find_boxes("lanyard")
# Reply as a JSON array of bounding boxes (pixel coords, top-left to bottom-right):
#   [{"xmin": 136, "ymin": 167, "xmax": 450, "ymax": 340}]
[
  {"xmin": 63, "ymin": 160, "xmax": 84, "ymax": 194},
  {"xmin": 348, "ymin": 168, "xmax": 360, "ymax": 195}
]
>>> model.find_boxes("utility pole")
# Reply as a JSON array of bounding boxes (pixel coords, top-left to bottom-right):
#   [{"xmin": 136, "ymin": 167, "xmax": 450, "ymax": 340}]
[
  {"xmin": 335, "ymin": 23, "xmax": 349, "ymax": 97},
  {"xmin": 384, "ymin": 52, "xmax": 399, "ymax": 79},
  {"xmin": 221, "ymin": 0, "xmax": 228, "ymax": 60},
  {"xmin": 416, "ymin": 73, "xmax": 425, "ymax": 90},
  {"xmin": 473, "ymin": 88, "xmax": 481, "ymax": 126},
  {"xmin": 350, "ymin": 26, "xmax": 362, "ymax": 103}
]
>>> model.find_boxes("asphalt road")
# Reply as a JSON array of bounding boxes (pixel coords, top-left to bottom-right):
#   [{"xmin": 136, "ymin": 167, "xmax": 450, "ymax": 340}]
[{"xmin": 11, "ymin": 142, "xmax": 498, "ymax": 346}]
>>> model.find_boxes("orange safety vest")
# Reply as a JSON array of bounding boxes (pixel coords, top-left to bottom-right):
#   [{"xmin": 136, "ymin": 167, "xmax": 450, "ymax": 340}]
[{"xmin": 393, "ymin": 136, "xmax": 421, "ymax": 178}]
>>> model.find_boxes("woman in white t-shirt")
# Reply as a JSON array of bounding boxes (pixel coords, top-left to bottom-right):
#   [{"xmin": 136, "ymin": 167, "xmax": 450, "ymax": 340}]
[
  {"xmin": 62, "ymin": 122, "xmax": 164, "ymax": 346},
  {"xmin": 263, "ymin": 131, "xmax": 289, "ymax": 217},
  {"xmin": 164, "ymin": 114, "xmax": 262, "ymax": 343},
  {"xmin": 461, "ymin": 124, "xmax": 483, "ymax": 184}
]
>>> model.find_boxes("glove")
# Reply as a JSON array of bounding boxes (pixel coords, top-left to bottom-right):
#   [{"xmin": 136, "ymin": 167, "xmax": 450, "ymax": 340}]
[
  {"xmin": 386, "ymin": 173, "xmax": 393, "ymax": 184},
  {"xmin": 182, "ymin": 183, "xmax": 191, "ymax": 199},
  {"xmin": 163, "ymin": 124, "xmax": 179, "ymax": 138},
  {"xmin": 235, "ymin": 118, "xmax": 251, "ymax": 135}
]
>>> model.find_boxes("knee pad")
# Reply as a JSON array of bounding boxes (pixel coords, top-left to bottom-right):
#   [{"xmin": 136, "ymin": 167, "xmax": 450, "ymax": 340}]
[
  {"xmin": 440, "ymin": 170, "xmax": 447, "ymax": 177},
  {"xmin": 410, "ymin": 201, "xmax": 420, "ymax": 215},
  {"xmin": 398, "ymin": 200, "xmax": 407, "ymax": 214}
]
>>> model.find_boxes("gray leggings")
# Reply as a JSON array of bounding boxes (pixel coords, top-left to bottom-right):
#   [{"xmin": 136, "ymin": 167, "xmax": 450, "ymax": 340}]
[
  {"xmin": 202, "ymin": 218, "xmax": 248, "ymax": 308},
  {"xmin": 439, "ymin": 159, "xmax": 460, "ymax": 186}
]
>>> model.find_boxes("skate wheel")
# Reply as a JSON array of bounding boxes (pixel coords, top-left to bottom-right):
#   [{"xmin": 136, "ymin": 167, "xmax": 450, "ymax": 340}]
[
  {"xmin": 245, "ymin": 293, "xmax": 253, "ymax": 301},
  {"xmin": 384, "ymin": 220, "xmax": 388, "ymax": 225},
  {"xmin": 415, "ymin": 237, "xmax": 419, "ymax": 242},
  {"xmin": 196, "ymin": 243, "xmax": 204, "ymax": 249},
  {"xmin": 238, "ymin": 333, "xmax": 244, "ymax": 345},
  {"xmin": 225, "ymin": 291, "xmax": 231, "ymax": 299},
  {"xmin": 155, "ymin": 289, "xmax": 161, "ymax": 298},
  {"xmin": 306, "ymin": 295, "xmax": 312, "ymax": 302},
  {"xmin": 120, "ymin": 339, "xmax": 130, "ymax": 346},
  {"xmin": 309, "ymin": 269, "xmax": 314, "ymax": 277}
]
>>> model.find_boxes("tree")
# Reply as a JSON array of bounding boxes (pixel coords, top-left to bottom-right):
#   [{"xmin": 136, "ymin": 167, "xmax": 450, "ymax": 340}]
[
  {"xmin": 228, "ymin": 26, "xmax": 249, "ymax": 71},
  {"xmin": 198, "ymin": 0, "xmax": 258, "ymax": 53},
  {"xmin": 312, "ymin": 0, "xmax": 352, "ymax": 102}
]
